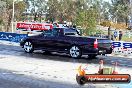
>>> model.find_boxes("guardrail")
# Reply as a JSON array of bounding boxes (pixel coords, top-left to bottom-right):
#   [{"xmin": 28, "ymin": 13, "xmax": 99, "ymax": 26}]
[{"xmin": 0, "ymin": 32, "xmax": 28, "ymax": 42}]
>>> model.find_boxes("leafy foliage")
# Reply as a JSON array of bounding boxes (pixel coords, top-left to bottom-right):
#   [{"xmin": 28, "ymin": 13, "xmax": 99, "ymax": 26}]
[
  {"xmin": 0, "ymin": 0, "xmax": 131, "ymax": 32},
  {"xmin": 110, "ymin": 0, "xmax": 130, "ymax": 25},
  {"xmin": 0, "ymin": 0, "xmax": 27, "ymax": 32}
]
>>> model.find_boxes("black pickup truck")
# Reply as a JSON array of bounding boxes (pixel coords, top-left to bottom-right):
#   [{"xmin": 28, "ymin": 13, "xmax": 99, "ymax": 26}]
[{"xmin": 20, "ymin": 28, "xmax": 113, "ymax": 59}]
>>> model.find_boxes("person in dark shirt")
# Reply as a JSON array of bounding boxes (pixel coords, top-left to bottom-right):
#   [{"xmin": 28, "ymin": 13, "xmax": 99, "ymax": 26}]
[
  {"xmin": 113, "ymin": 29, "xmax": 118, "ymax": 41},
  {"xmin": 119, "ymin": 31, "xmax": 123, "ymax": 41}
]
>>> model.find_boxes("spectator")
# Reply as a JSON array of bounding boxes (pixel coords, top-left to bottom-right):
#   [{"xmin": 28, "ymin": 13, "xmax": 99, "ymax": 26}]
[
  {"xmin": 72, "ymin": 25, "xmax": 76, "ymax": 30},
  {"xmin": 111, "ymin": 35, "xmax": 114, "ymax": 41},
  {"xmin": 119, "ymin": 31, "xmax": 123, "ymax": 41},
  {"xmin": 108, "ymin": 26, "xmax": 111, "ymax": 40},
  {"xmin": 53, "ymin": 23, "xmax": 57, "ymax": 28},
  {"xmin": 113, "ymin": 29, "xmax": 118, "ymax": 41}
]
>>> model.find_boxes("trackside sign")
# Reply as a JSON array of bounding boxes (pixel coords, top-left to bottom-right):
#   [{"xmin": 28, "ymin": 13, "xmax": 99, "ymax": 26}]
[
  {"xmin": 113, "ymin": 41, "xmax": 132, "ymax": 48},
  {"xmin": 16, "ymin": 23, "xmax": 54, "ymax": 30}
]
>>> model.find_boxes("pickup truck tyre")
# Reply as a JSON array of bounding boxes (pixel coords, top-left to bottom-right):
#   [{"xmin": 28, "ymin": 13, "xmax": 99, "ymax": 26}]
[
  {"xmin": 88, "ymin": 54, "xmax": 97, "ymax": 59},
  {"xmin": 69, "ymin": 46, "xmax": 82, "ymax": 59},
  {"xmin": 23, "ymin": 41, "xmax": 34, "ymax": 53}
]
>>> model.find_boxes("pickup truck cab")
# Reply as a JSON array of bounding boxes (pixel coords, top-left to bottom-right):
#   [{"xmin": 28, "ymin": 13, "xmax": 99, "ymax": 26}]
[{"xmin": 20, "ymin": 28, "xmax": 113, "ymax": 59}]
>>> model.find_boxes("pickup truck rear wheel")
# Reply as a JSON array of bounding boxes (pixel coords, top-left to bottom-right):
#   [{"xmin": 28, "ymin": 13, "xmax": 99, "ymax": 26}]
[
  {"xmin": 69, "ymin": 46, "xmax": 82, "ymax": 59},
  {"xmin": 23, "ymin": 41, "xmax": 34, "ymax": 53}
]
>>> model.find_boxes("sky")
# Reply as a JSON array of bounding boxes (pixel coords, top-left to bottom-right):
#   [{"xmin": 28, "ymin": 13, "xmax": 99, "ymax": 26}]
[
  {"xmin": 104, "ymin": 0, "xmax": 109, "ymax": 1},
  {"xmin": 103, "ymin": 0, "xmax": 111, "ymax": 3}
]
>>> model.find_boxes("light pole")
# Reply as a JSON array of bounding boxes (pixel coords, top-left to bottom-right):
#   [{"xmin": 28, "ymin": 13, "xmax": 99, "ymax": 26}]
[{"xmin": 12, "ymin": 0, "xmax": 15, "ymax": 33}]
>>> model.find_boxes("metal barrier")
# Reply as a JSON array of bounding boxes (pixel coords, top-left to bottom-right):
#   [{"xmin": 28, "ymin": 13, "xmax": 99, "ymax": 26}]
[{"xmin": 0, "ymin": 32, "xmax": 28, "ymax": 43}]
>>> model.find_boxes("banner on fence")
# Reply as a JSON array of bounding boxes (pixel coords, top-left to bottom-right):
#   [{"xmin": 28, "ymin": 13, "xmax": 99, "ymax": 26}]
[
  {"xmin": 0, "ymin": 32, "xmax": 28, "ymax": 42},
  {"xmin": 112, "ymin": 41, "xmax": 132, "ymax": 55}
]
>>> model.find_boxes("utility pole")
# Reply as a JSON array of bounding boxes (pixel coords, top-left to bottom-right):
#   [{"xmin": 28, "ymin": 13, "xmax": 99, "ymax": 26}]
[
  {"xmin": 108, "ymin": 26, "xmax": 111, "ymax": 40},
  {"xmin": 33, "ymin": 0, "xmax": 37, "ymax": 21},
  {"xmin": 12, "ymin": 0, "xmax": 15, "ymax": 33}
]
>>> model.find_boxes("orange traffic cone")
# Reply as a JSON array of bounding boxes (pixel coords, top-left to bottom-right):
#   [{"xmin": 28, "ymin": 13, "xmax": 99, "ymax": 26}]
[
  {"xmin": 112, "ymin": 62, "xmax": 118, "ymax": 74},
  {"xmin": 78, "ymin": 65, "xmax": 85, "ymax": 76},
  {"xmin": 98, "ymin": 59, "xmax": 104, "ymax": 74}
]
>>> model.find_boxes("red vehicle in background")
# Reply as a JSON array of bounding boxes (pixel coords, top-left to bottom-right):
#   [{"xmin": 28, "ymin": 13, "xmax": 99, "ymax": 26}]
[{"xmin": 16, "ymin": 22, "xmax": 63, "ymax": 34}]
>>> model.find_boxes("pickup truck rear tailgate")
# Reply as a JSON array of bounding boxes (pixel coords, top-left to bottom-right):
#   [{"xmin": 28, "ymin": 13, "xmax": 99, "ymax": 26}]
[
  {"xmin": 97, "ymin": 38, "xmax": 112, "ymax": 54},
  {"xmin": 98, "ymin": 39, "xmax": 112, "ymax": 48}
]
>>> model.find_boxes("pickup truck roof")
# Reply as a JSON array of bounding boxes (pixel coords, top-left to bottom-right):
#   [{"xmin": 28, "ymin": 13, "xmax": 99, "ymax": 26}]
[
  {"xmin": 52, "ymin": 28, "xmax": 80, "ymax": 36},
  {"xmin": 52, "ymin": 28, "xmax": 109, "ymax": 39}
]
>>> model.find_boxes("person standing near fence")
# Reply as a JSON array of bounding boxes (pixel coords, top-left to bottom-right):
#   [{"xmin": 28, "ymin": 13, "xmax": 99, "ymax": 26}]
[
  {"xmin": 114, "ymin": 29, "xmax": 118, "ymax": 41},
  {"xmin": 53, "ymin": 23, "xmax": 57, "ymax": 28},
  {"xmin": 119, "ymin": 31, "xmax": 123, "ymax": 41}
]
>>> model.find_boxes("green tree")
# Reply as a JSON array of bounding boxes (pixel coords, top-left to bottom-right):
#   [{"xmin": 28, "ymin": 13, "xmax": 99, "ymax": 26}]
[
  {"xmin": 47, "ymin": 0, "xmax": 83, "ymax": 24},
  {"xmin": 47, "ymin": 0, "xmax": 59, "ymax": 22},
  {"xmin": 101, "ymin": 1, "xmax": 111, "ymax": 20},
  {"xmin": 76, "ymin": 0, "xmax": 98, "ymax": 35},
  {"xmin": 0, "ymin": 0, "xmax": 13, "ymax": 32},
  {"xmin": 111, "ymin": 0, "xmax": 130, "ymax": 25},
  {"xmin": 14, "ymin": 1, "xmax": 27, "ymax": 21},
  {"xmin": 0, "ymin": 0, "xmax": 27, "ymax": 32},
  {"xmin": 28, "ymin": 0, "xmax": 47, "ymax": 22}
]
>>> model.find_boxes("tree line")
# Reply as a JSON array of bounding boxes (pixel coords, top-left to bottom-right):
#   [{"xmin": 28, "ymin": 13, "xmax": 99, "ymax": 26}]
[{"xmin": 0, "ymin": 0, "xmax": 131, "ymax": 33}]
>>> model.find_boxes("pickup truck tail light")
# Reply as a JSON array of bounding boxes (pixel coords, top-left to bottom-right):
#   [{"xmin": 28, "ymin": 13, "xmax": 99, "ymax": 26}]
[
  {"xmin": 111, "ymin": 44, "xmax": 114, "ymax": 49},
  {"xmin": 94, "ymin": 39, "xmax": 98, "ymax": 48}
]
